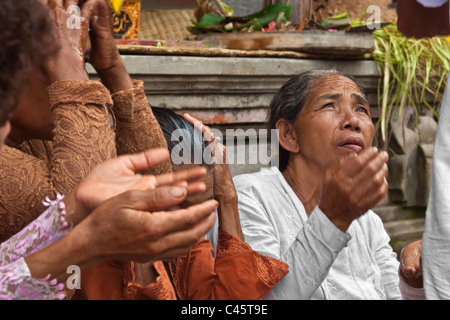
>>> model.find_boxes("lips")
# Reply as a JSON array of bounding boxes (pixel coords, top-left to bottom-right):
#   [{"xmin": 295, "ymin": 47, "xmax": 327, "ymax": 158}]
[{"xmin": 337, "ymin": 137, "xmax": 365, "ymax": 152}]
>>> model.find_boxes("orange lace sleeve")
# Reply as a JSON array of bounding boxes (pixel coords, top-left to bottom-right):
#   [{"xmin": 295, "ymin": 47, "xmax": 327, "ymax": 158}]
[
  {"xmin": 111, "ymin": 80, "xmax": 171, "ymax": 176},
  {"xmin": 0, "ymin": 80, "xmax": 116, "ymax": 242},
  {"xmin": 170, "ymin": 231, "xmax": 289, "ymax": 300}
]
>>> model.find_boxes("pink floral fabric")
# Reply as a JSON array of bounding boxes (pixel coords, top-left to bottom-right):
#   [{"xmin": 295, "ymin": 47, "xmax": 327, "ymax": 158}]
[{"xmin": 0, "ymin": 194, "xmax": 71, "ymax": 300}]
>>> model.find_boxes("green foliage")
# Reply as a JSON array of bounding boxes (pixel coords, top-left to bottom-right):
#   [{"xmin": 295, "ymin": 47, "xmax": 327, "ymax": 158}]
[{"xmin": 188, "ymin": 3, "xmax": 292, "ymax": 34}]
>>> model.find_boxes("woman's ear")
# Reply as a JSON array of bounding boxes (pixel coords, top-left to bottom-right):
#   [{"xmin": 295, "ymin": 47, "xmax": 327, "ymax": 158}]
[{"xmin": 276, "ymin": 119, "xmax": 300, "ymax": 153}]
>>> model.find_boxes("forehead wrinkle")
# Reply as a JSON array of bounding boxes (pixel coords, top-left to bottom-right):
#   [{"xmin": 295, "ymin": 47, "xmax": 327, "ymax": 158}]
[{"xmin": 316, "ymin": 93, "xmax": 343, "ymax": 101}]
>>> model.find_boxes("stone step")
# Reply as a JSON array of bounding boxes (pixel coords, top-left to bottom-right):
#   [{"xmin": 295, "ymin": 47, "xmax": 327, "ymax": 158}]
[
  {"xmin": 372, "ymin": 205, "xmax": 426, "ymax": 223},
  {"xmin": 383, "ymin": 218, "xmax": 425, "ymax": 241},
  {"xmin": 383, "ymin": 217, "xmax": 425, "ymax": 257}
]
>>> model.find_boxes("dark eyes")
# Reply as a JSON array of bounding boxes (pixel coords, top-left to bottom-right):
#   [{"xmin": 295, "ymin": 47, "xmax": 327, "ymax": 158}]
[
  {"xmin": 356, "ymin": 106, "xmax": 369, "ymax": 115},
  {"xmin": 321, "ymin": 103, "xmax": 334, "ymax": 109}
]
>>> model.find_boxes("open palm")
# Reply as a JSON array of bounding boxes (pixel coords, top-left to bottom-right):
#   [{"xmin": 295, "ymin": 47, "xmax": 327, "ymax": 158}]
[{"xmin": 74, "ymin": 148, "xmax": 208, "ymax": 220}]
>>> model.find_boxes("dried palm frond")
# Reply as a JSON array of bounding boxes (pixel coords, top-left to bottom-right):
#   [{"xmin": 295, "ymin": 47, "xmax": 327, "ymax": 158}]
[{"xmin": 372, "ymin": 24, "xmax": 450, "ymax": 143}]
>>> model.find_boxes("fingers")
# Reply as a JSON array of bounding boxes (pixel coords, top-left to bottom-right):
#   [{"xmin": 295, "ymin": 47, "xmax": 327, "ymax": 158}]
[
  {"xmin": 149, "ymin": 199, "xmax": 218, "ymax": 237},
  {"xmin": 401, "ymin": 240, "xmax": 423, "ymax": 278},
  {"xmin": 341, "ymin": 147, "xmax": 385, "ymax": 175},
  {"xmin": 130, "ymin": 211, "xmax": 216, "ymax": 262},
  {"xmin": 150, "ymin": 212, "xmax": 217, "ymax": 261},
  {"xmin": 119, "ymin": 187, "xmax": 188, "ymax": 212},
  {"xmin": 155, "ymin": 166, "xmax": 207, "ymax": 187},
  {"xmin": 182, "ymin": 113, "xmax": 206, "ymax": 134},
  {"xmin": 80, "ymin": 0, "xmax": 101, "ymax": 22},
  {"xmin": 48, "ymin": 0, "xmax": 64, "ymax": 8},
  {"xmin": 95, "ymin": 0, "xmax": 112, "ymax": 18},
  {"xmin": 123, "ymin": 148, "xmax": 170, "ymax": 173},
  {"xmin": 65, "ymin": 0, "xmax": 79, "ymax": 7},
  {"xmin": 182, "ymin": 113, "xmax": 218, "ymax": 143}
]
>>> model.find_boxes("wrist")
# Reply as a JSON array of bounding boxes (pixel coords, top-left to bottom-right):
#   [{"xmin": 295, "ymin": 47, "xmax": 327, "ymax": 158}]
[
  {"xmin": 217, "ymin": 194, "xmax": 245, "ymax": 241},
  {"xmin": 25, "ymin": 225, "xmax": 98, "ymax": 283},
  {"xmin": 45, "ymin": 52, "xmax": 90, "ymax": 83},
  {"xmin": 62, "ymin": 189, "xmax": 89, "ymax": 227},
  {"xmin": 319, "ymin": 206, "xmax": 352, "ymax": 233},
  {"xmin": 96, "ymin": 59, "xmax": 133, "ymax": 94},
  {"xmin": 214, "ymin": 185, "xmax": 238, "ymax": 203}
]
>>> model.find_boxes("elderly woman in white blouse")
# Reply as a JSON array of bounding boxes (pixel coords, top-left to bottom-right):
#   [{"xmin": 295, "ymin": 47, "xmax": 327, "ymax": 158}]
[{"xmin": 234, "ymin": 70, "xmax": 424, "ymax": 300}]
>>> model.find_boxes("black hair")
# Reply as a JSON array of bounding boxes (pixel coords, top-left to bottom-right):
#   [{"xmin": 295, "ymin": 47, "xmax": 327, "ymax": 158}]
[
  {"xmin": 267, "ymin": 69, "xmax": 367, "ymax": 171},
  {"xmin": 0, "ymin": 0, "xmax": 58, "ymax": 126},
  {"xmin": 152, "ymin": 107, "xmax": 213, "ymax": 168}
]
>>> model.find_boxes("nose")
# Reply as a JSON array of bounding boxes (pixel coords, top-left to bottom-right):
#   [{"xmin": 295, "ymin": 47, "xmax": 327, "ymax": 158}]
[{"xmin": 341, "ymin": 111, "xmax": 361, "ymax": 133}]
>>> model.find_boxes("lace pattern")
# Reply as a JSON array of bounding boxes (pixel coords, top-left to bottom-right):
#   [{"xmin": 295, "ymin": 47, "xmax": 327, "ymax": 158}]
[
  {"xmin": 111, "ymin": 80, "xmax": 171, "ymax": 176},
  {"xmin": 0, "ymin": 194, "xmax": 71, "ymax": 299},
  {"xmin": 0, "ymin": 80, "xmax": 116, "ymax": 243},
  {"xmin": 216, "ymin": 231, "xmax": 289, "ymax": 289}
]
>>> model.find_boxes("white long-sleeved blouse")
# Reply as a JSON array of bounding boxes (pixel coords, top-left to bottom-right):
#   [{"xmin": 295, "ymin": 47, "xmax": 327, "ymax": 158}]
[{"xmin": 234, "ymin": 166, "xmax": 424, "ymax": 300}]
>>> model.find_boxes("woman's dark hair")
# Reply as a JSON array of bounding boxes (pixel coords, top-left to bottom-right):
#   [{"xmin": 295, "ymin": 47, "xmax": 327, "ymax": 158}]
[
  {"xmin": 268, "ymin": 69, "xmax": 367, "ymax": 171},
  {"xmin": 0, "ymin": 0, "xmax": 57, "ymax": 126},
  {"xmin": 152, "ymin": 107, "xmax": 213, "ymax": 168}
]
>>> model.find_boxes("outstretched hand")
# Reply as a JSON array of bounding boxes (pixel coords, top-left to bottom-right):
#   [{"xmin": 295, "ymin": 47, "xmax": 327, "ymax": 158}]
[
  {"xmin": 67, "ymin": 148, "xmax": 208, "ymax": 225},
  {"xmin": 79, "ymin": 187, "xmax": 218, "ymax": 263},
  {"xmin": 319, "ymin": 147, "xmax": 389, "ymax": 232}
]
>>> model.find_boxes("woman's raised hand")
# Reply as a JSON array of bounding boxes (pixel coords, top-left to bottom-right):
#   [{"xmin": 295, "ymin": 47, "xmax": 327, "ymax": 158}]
[
  {"xmin": 319, "ymin": 147, "xmax": 389, "ymax": 232},
  {"xmin": 182, "ymin": 113, "xmax": 244, "ymax": 241},
  {"xmin": 38, "ymin": 0, "xmax": 93, "ymax": 82},
  {"xmin": 82, "ymin": 0, "xmax": 134, "ymax": 93}
]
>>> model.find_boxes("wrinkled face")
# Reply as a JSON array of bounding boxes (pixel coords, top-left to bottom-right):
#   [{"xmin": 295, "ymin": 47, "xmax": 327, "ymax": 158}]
[{"xmin": 292, "ymin": 74, "xmax": 375, "ymax": 170}]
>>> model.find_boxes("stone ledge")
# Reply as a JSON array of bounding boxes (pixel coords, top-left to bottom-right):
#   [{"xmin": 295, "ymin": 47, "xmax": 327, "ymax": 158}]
[
  {"xmin": 384, "ymin": 218, "xmax": 425, "ymax": 242},
  {"xmin": 373, "ymin": 205, "xmax": 426, "ymax": 223}
]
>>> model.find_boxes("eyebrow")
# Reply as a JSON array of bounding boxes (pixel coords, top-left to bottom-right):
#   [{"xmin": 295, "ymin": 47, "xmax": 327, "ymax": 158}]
[
  {"xmin": 316, "ymin": 93, "xmax": 369, "ymax": 106},
  {"xmin": 351, "ymin": 93, "xmax": 370, "ymax": 106}
]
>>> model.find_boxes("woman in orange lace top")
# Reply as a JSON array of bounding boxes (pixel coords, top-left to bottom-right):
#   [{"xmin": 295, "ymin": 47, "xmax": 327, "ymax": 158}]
[
  {"xmin": 79, "ymin": 107, "xmax": 288, "ymax": 300},
  {"xmin": 2, "ymin": 0, "xmax": 287, "ymax": 299}
]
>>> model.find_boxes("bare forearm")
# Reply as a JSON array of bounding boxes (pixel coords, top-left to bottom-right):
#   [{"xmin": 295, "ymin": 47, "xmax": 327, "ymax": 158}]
[{"xmin": 217, "ymin": 193, "xmax": 244, "ymax": 242}]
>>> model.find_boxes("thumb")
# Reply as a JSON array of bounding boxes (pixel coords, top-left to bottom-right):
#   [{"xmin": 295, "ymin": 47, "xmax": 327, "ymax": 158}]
[{"xmin": 122, "ymin": 148, "xmax": 170, "ymax": 173}]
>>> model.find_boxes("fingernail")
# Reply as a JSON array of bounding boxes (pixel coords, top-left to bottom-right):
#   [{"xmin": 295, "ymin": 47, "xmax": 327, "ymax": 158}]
[{"xmin": 170, "ymin": 187, "xmax": 186, "ymax": 198}]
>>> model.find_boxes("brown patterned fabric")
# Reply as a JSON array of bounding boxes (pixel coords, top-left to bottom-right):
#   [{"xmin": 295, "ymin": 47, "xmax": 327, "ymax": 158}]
[
  {"xmin": 0, "ymin": 79, "xmax": 170, "ymax": 242},
  {"xmin": 111, "ymin": 80, "xmax": 171, "ymax": 175},
  {"xmin": 0, "ymin": 80, "xmax": 116, "ymax": 242}
]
